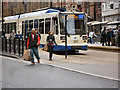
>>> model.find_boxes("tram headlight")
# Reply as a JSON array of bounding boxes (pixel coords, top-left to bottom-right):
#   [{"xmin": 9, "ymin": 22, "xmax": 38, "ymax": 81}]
[{"xmin": 60, "ymin": 36, "xmax": 65, "ymax": 40}]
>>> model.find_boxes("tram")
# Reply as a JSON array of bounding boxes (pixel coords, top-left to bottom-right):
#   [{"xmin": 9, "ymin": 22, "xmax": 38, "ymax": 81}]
[{"xmin": 2, "ymin": 8, "xmax": 88, "ymax": 51}]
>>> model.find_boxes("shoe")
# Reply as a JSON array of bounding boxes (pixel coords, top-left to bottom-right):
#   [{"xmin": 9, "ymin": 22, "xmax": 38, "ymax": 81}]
[
  {"xmin": 38, "ymin": 60, "xmax": 40, "ymax": 63},
  {"xmin": 49, "ymin": 58, "xmax": 52, "ymax": 61},
  {"xmin": 31, "ymin": 62, "xmax": 35, "ymax": 65}
]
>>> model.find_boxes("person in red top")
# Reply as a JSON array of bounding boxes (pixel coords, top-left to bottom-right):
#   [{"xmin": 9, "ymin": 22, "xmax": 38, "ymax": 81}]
[{"xmin": 27, "ymin": 28, "xmax": 40, "ymax": 65}]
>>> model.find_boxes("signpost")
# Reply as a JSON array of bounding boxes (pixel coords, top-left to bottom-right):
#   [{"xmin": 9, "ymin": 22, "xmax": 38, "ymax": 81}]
[{"xmin": 65, "ymin": 15, "xmax": 68, "ymax": 59}]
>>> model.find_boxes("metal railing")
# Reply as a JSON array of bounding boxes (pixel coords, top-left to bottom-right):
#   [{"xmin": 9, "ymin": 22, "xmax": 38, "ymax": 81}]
[{"xmin": 2, "ymin": 36, "xmax": 27, "ymax": 58}]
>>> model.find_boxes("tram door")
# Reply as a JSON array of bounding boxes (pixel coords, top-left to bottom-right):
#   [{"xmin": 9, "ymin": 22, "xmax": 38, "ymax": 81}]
[{"xmin": 25, "ymin": 20, "xmax": 28, "ymax": 38}]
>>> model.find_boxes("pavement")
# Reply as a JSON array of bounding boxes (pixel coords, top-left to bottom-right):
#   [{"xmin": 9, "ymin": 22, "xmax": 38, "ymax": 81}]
[
  {"xmin": 38, "ymin": 48, "xmax": 118, "ymax": 81},
  {"xmin": 1, "ymin": 56, "xmax": 118, "ymax": 88}
]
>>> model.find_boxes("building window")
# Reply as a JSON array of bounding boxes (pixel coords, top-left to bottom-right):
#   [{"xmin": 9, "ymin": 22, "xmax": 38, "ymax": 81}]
[{"xmin": 110, "ymin": 4, "xmax": 114, "ymax": 9}]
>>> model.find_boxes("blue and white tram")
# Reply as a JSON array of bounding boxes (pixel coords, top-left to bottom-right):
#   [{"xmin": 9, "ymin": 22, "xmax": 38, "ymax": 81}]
[{"xmin": 3, "ymin": 9, "xmax": 88, "ymax": 51}]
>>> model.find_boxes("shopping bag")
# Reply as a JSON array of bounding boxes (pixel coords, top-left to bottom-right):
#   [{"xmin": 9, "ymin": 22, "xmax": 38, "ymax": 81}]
[
  {"xmin": 44, "ymin": 43, "xmax": 49, "ymax": 51},
  {"xmin": 23, "ymin": 49, "xmax": 31, "ymax": 61}
]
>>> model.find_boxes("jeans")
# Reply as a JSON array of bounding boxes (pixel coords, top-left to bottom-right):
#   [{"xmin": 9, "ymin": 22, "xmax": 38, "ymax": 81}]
[
  {"xmin": 90, "ymin": 37, "xmax": 94, "ymax": 44},
  {"xmin": 30, "ymin": 47, "xmax": 40, "ymax": 63}
]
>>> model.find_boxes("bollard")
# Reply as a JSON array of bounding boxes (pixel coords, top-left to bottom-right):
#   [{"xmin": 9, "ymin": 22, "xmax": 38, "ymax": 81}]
[
  {"xmin": 22, "ymin": 37, "xmax": 24, "ymax": 56},
  {"xmin": 14, "ymin": 38, "xmax": 16, "ymax": 54},
  {"xmin": 9, "ymin": 37, "xmax": 11, "ymax": 53},
  {"xmin": 2, "ymin": 36, "xmax": 4, "ymax": 52},
  {"xmin": 18, "ymin": 37, "xmax": 20, "ymax": 56},
  {"xmin": 25, "ymin": 37, "xmax": 27, "ymax": 50},
  {"xmin": 5, "ymin": 37, "xmax": 7, "ymax": 53}
]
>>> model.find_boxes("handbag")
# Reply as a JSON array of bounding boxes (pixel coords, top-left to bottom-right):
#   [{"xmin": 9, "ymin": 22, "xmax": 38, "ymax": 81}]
[
  {"xmin": 23, "ymin": 49, "xmax": 31, "ymax": 61},
  {"xmin": 47, "ymin": 42, "xmax": 54, "ymax": 47},
  {"xmin": 44, "ymin": 43, "xmax": 49, "ymax": 51}
]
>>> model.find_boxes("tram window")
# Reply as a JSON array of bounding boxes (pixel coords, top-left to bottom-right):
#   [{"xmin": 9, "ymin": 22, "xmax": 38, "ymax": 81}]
[
  {"xmin": 45, "ymin": 18, "xmax": 50, "ymax": 34},
  {"xmin": 3, "ymin": 24, "xmax": 6, "ymax": 33},
  {"xmin": 10, "ymin": 23, "xmax": 16, "ymax": 33},
  {"xmin": 7, "ymin": 23, "xmax": 9, "ymax": 33},
  {"xmin": 5, "ymin": 24, "xmax": 8, "ymax": 33},
  {"xmin": 22, "ymin": 21, "xmax": 25, "ymax": 36},
  {"xmin": 14, "ymin": 22, "xmax": 16, "ymax": 32},
  {"xmin": 53, "ymin": 17, "xmax": 58, "ymax": 35},
  {"xmin": 60, "ymin": 15, "xmax": 65, "ymax": 35},
  {"xmin": 29, "ymin": 20, "xmax": 33, "ymax": 30},
  {"xmin": 34, "ymin": 19, "xmax": 38, "ymax": 29},
  {"xmin": 39, "ymin": 19, "xmax": 44, "ymax": 34}
]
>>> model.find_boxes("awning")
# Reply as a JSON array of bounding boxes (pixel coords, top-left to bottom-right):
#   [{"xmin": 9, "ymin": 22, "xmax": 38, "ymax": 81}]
[
  {"xmin": 107, "ymin": 21, "xmax": 120, "ymax": 25},
  {"xmin": 91, "ymin": 21, "xmax": 107, "ymax": 26},
  {"xmin": 87, "ymin": 21, "xmax": 107, "ymax": 26}
]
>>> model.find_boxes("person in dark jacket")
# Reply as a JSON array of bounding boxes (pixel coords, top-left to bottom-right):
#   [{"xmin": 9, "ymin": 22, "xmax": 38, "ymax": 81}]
[
  {"xmin": 27, "ymin": 28, "xmax": 40, "ymax": 65},
  {"xmin": 47, "ymin": 30, "xmax": 57, "ymax": 61},
  {"xmin": 15, "ymin": 30, "xmax": 22, "ymax": 39},
  {"xmin": 35, "ymin": 28, "xmax": 41, "ymax": 39},
  {"xmin": 107, "ymin": 29, "xmax": 111, "ymax": 46},
  {"xmin": 101, "ymin": 27, "xmax": 107, "ymax": 46}
]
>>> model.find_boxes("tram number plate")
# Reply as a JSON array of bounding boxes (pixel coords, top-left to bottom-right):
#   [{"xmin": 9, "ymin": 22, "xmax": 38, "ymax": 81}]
[{"xmin": 73, "ymin": 40, "xmax": 78, "ymax": 43}]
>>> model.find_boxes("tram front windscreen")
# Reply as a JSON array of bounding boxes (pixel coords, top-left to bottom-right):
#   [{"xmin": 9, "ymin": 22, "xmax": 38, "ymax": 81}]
[{"xmin": 60, "ymin": 14, "xmax": 86, "ymax": 35}]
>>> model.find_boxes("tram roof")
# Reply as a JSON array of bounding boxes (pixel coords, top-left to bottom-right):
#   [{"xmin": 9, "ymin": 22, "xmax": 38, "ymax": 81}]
[{"xmin": 4, "ymin": 9, "xmax": 60, "ymax": 21}]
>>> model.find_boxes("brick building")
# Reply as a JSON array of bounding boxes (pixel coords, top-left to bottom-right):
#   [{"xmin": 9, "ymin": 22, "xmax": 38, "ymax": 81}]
[
  {"xmin": 3, "ymin": 0, "xmax": 79, "ymax": 17},
  {"xmin": 77, "ymin": 2, "xmax": 102, "ymax": 22}
]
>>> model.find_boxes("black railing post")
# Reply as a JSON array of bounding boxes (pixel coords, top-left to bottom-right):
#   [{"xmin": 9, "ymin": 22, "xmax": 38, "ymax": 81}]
[
  {"xmin": 9, "ymin": 37, "xmax": 11, "ymax": 53},
  {"xmin": 22, "ymin": 37, "xmax": 24, "ymax": 56},
  {"xmin": 2, "ymin": 36, "xmax": 4, "ymax": 52},
  {"xmin": 18, "ymin": 37, "xmax": 20, "ymax": 56},
  {"xmin": 5, "ymin": 37, "xmax": 7, "ymax": 52},
  {"xmin": 25, "ymin": 37, "xmax": 27, "ymax": 50},
  {"xmin": 14, "ymin": 38, "xmax": 16, "ymax": 54}
]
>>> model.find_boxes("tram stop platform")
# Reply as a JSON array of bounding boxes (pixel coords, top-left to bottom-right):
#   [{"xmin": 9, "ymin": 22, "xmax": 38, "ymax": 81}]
[{"xmin": 88, "ymin": 42, "xmax": 120, "ymax": 52}]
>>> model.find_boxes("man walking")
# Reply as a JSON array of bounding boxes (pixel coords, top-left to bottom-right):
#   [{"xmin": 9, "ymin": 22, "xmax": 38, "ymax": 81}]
[
  {"xmin": 10, "ymin": 30, "xmax": 16, "ymax": 39},
  {"xmin": 101, "ymin": 27, "xmax": 107, "ymax": 46},
  {"xmin": 107, "ymin": 29, "xmax": 111, "ymax": 46},
  {"xmin": 27, "ymin": 28, "xmax": 40, "ymax": 65}
]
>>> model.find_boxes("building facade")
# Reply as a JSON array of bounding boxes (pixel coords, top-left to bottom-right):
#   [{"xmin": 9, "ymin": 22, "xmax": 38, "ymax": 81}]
[
  {"xmin": 3, "ymin": 0, "xmax": 78, "ymax": 17},
  {"xmin": 102, "ymin": 1, "xmax": 120, "ymax": 29},
  {"xmin": 77, "ymin": 2, "xmax": 102, "ymax": 22}
]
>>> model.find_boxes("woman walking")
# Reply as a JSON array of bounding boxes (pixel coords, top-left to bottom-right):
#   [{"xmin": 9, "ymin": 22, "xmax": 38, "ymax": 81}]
[{"xmin": 47, "ymin": 30, "xmax": 57, "ymax": 61}]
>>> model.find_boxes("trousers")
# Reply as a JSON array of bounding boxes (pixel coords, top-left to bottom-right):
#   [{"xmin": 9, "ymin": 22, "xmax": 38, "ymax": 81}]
[
  {"xmin": 48, "ymin": 46, "xmax": 54, "ymax": 59},
  {"xmin": 30, "ymin": 47, "xmax": 40, "ymax": 63}
]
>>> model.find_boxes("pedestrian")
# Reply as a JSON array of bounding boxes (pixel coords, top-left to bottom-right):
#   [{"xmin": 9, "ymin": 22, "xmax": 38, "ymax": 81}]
[
  {"xmin": 15, "ymin": 30, "xmax": 22, "ymax": 39},
  {"xmin": 10, "ymin": 30, "xmax": 16, "ymax": 39},
  {"xmin": 89, "ymin": 29, "xmax": 95, "ymax": 44},
  {"xmin": 118, "ymin": 27, "xmax": 120, "ymax": 47},
  {"xmin": 101, "ymin": 27, "xmax": 107, "ymax": 46},
  {"xmin": 35, "ymin": 28, "xmax": 41, "ymax": 39},
  {"xmin": 109, "ymin": 28, "xmax": 114, "ymax": 46},
  {"xmin": 115, "ymin": 27, "xmax": 119, "ymax": 47},
  {"xmin": 46, "ymin": 30, "xmax": 57, "ymax": 61},
  {"xmin": 107, "ymin": 29, "xmax": 111, "ymax": 46},
  {"xmin": 27, "ymin": 28, "xmax": 40, "ymax": 65},
  {"xmin": 26, "ymin": 28, "xmax": 32, "ymax": 40}
]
